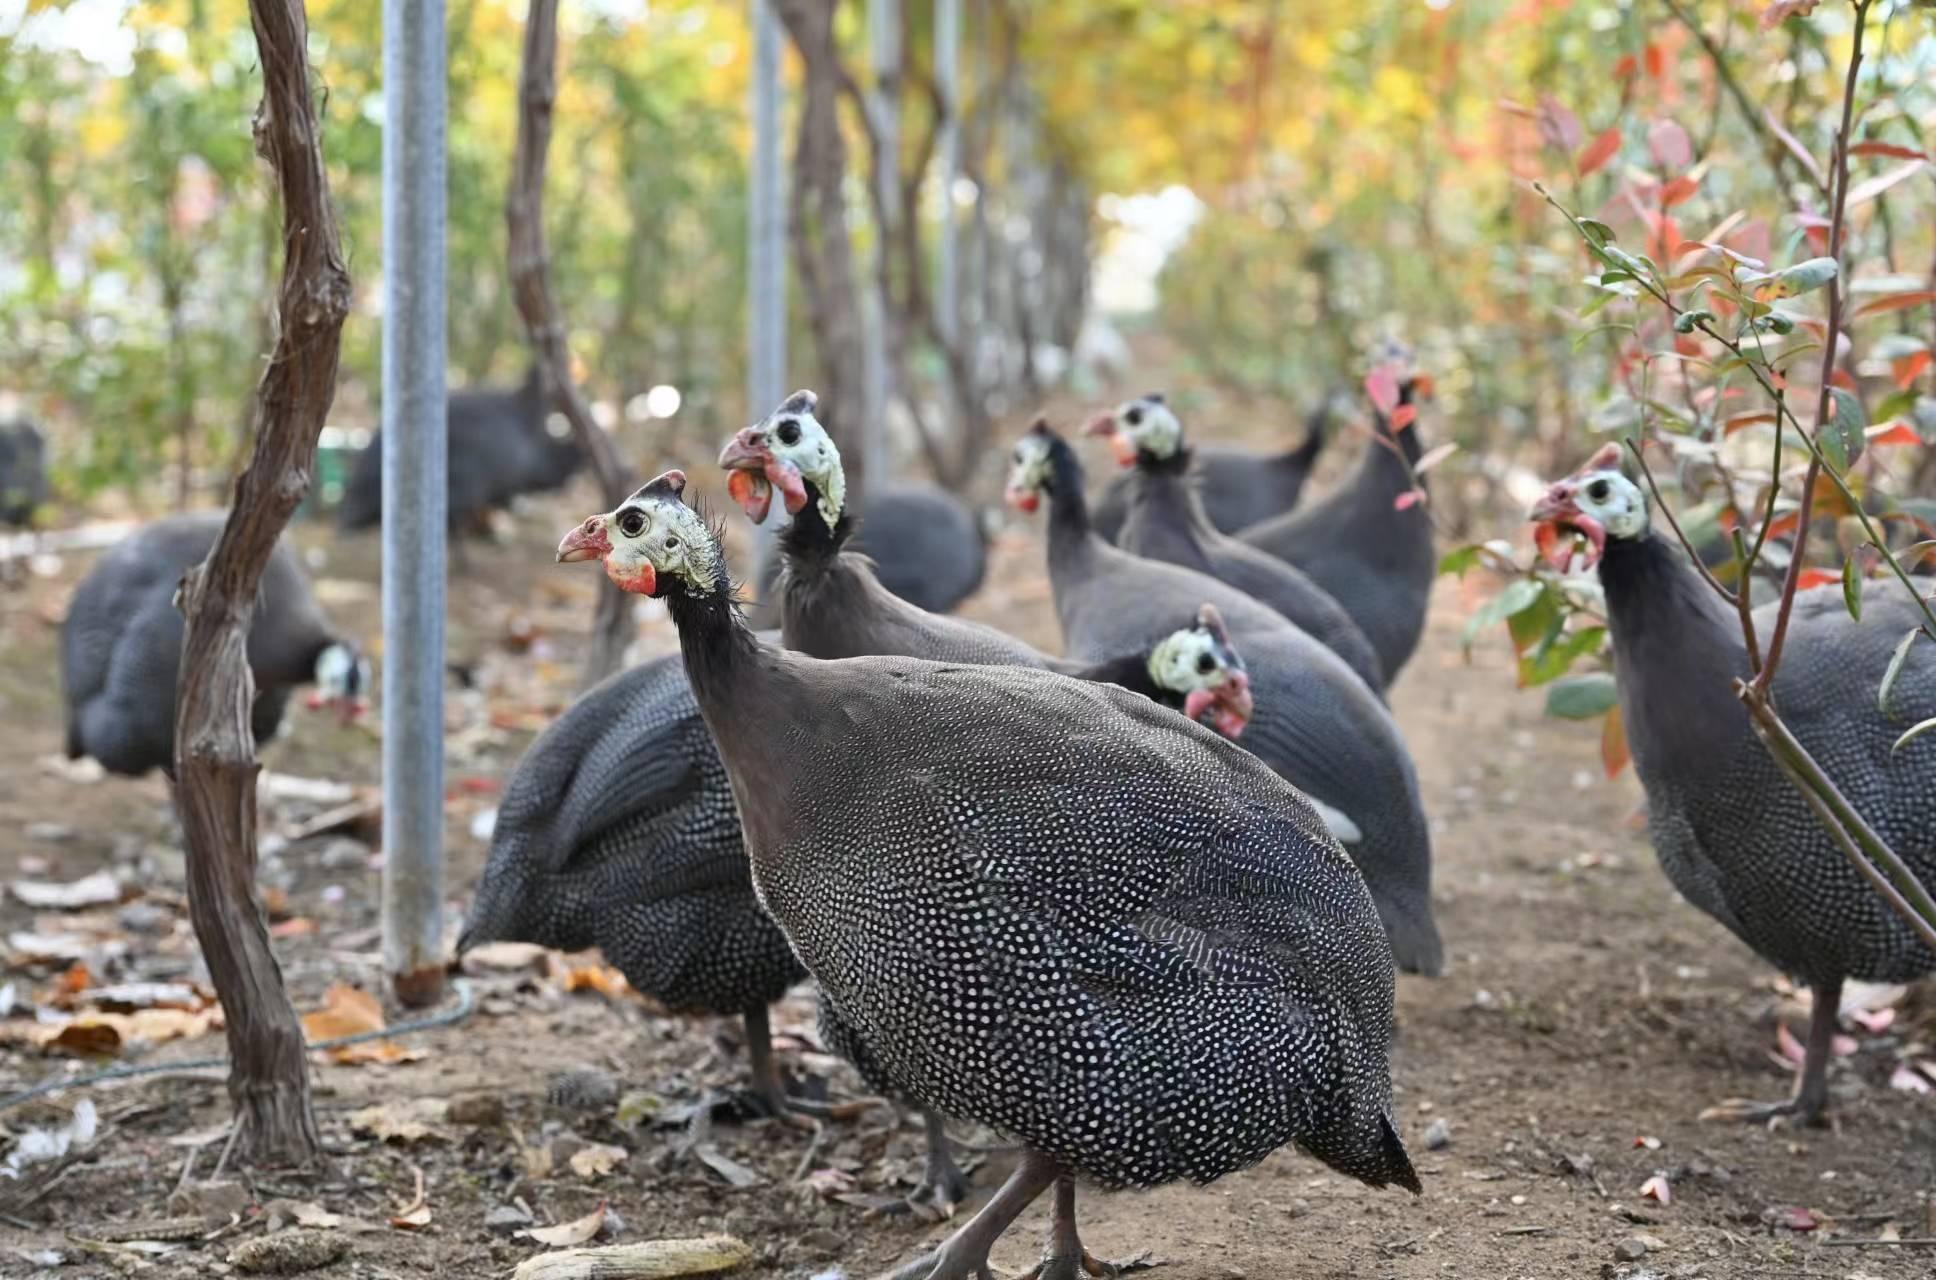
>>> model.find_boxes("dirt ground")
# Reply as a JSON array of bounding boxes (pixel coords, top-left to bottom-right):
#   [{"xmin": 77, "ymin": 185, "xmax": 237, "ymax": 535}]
[{"xmin": 1, "ymin": 393, "xmax": 1934, "ymax": 1280}]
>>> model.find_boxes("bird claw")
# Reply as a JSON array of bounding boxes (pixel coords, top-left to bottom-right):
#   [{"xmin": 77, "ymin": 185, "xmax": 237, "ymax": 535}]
[
  {"xmin": 1015, "ymin": 1249, "xmax": 1158, "ymax": 1280},
  {"xmin": 872, "ymin": 1245, "xmax": 996, "ymax": 1280},
  {"xmin": 1696, "ymin": 1096, "xmax": 1827, "ymax": 1130}
]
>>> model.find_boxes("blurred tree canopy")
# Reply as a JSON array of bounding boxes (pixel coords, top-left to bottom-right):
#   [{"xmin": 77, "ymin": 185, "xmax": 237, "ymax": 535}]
[{"xmin": 2, "ymin": 0, "xmax": 1931, "ymax": 515}]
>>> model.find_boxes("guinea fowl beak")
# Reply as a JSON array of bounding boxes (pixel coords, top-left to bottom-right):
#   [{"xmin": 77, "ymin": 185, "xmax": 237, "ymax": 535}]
[
  {"xmin": 1528, "ymin": 485, "xmax": 1606, "ymax": 571},
  {"xmin": 1082, "ymin": 413, "xmax": 1117, "ymax": 437},
  {"xmin": 557, "ymin": 515, "xmax": 613, "ymax": 564},
  {"xmin": 718, "ymin": 428, "xmax": 808, "ymax": 520},
  {"xmin": 1003, "ymin": 481, "xmax": 1040, "ymax": 515},
  {"xmin": 1184, "ymin": 669, "xmax": 1253, "ymax": 739}
]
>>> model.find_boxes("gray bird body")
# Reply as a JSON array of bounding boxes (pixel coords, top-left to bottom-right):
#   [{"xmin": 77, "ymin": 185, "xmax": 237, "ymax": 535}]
[
  {"xmin": 1238, "ymin": 398, "xmax": 1434, "ymax": 682},
  {"xmin": 460, "ymin": 649, "xmax": 805, "ymax": 1021},
  {"xmin": 677, "ymin": 605, "xmax": 1417, "ymax": 1194},
  {"xmin": 1032, "ymin": 433, "xmax": 1443, "ymax": 974},
  {"xmin": 0, "ymin": 419, "xmax": 49, "ymax": 528},
  {"xmin": 60, "ymin": 512, "xmax": 344, "ymax": 776},
  {"xmin": 1117, "ymin": 449, "xmax": 1385, "ymax": 694},
  {"xmin": 337, "ymin": 368, "xmax": 582, "ymax": 533},
  {"xmin": 1091, "ymin": 409, "xmax": 1326, "ymax": 543},
  {"xmin": 1601, "ymin": 532, "xmax": 1936, "ymax": 988},
  {"xmin": 755, "ymin": 484, "xmax": 987, "ymax": 621}
]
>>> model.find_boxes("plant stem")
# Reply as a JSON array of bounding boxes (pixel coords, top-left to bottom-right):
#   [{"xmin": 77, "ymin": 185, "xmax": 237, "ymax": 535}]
[{"xmin": 1757, "ymin": 0, "xmax": 1871, "ymax": 694}]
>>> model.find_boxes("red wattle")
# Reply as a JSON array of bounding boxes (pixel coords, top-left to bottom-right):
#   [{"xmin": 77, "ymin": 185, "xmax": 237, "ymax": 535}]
[
  {"xmin": 1004, "ymin": 486, "xmax": 1039, "ymax": 514},
  {"xmin": 767, "ymin": 460, "xmax": 809, "ymax": 515},
  {"xmin": 727, "ymin": 468, "xmax": 772, "ymax": 523}
]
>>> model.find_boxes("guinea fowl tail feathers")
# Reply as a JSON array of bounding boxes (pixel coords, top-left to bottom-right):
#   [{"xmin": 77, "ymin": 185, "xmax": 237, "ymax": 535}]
[
  {"xmin": 1289, "ymin": 399, "xmax": 1330, "ymax": 466},
  {"xmin": 1377, "ymin": 1114, "xmax": 1423, "ymax": 1194}
]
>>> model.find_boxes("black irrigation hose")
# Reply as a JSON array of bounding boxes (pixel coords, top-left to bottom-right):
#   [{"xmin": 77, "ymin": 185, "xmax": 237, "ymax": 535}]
[{"xmin": 0, "ymin": 978, "xmax": 475, "ymax": 1113}]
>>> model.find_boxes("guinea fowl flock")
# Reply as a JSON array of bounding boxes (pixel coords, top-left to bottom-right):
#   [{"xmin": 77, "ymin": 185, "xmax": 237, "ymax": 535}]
[{"xmin": 26, "ymin": 345, "xmax": 1935, "ymax": 1273}]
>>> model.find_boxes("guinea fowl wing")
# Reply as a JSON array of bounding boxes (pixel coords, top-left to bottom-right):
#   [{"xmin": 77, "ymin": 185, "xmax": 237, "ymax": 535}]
[{"xmin": 743, "ymin": 659, "xmax": 1407, "ymax": 1192}]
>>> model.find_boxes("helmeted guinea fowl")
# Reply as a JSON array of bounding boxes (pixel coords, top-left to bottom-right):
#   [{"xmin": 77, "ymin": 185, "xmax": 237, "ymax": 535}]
[
  {"xmin": 337, "ymin": 365, "xmax": 583, "ymax": 533},
  {"xmin": 458, "ymin": 649, "xmax": 810, "ymax": 1119},
  {"xmin": 1238, "ymin": 369, "xmax": 1435, "ymax": 683},
  {"xmin": 1089, "ymin": 400, "xmax": 1327, "ymax": 544},
  {"xmin": 61, "ymin": 512, "xmax": 367, "ymax": 777},
  {"xmin": 556, "ymin": 470, "xmax": 1419, "ymax": 1280},
  {"xmin": 749, "ymin": 483, "xmax": 989, "ymax": 624},
  {"xmin": 0, "ymin": 419, "xmax": 49, "ymax": 530},
  {"xmin": 1088, "ymin": 393, "xmax": 1386, "ymax": 694},
  {"xmin": 1007, "ymin": 419, "xmax": 1444, "ymax": 976},
  {"xmin": 1530, "ymin": 443, "xmax": 1936, "ymax": 1125}
]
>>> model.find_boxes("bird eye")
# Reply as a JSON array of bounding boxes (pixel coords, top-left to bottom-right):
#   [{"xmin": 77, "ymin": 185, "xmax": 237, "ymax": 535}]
[
  {"xmin": 1125, "ymin": 408, "xmax": 1144, "ymax": 427},
  {"xmin": 1196, "ymin": 653, "xmax": 1216, "ymax": 674},
  {"xmin": 1586, "ymin": 479, "xmax": 1611, "ymax": 502},
  {"xmin": 776, "ymin": 418, "xmax": 801, "ymax": 446},
  {"xmin": 618, "ymin": 510, "xmax": 646, "ymax": 538}
]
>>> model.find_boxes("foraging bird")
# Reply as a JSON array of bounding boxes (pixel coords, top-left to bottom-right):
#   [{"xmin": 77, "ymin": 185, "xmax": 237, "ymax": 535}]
[
  {"xmin": 60, "ymin": 512, "xmax": 367, "ymax": 777},
  {"xmin": 1239, "ymin": 373, "xmax": 1435, "ymax": 683},
  {"xmin": 1007, "ymin": 420, "xmax": 1444, "ymax": 975},
  {"xmin": 557, "ymin": 470, "xmax": 1418, "ymax": 1279},
  {"xmin": 0, "ymin": 419, "xmax": 49, "ymax": 530},
  {"xmin": 458, "ymin": 651, "xmax": 810, "ymax": 1119},
  {"xmin": 1088, "ymin": 401, "xmax": 1327, "ymax": 543},
  {"xmin": 336, "ymin": 365, "xmax": 582, "ymax": 534},
  {"xmin": 1087, "ymin": 393, "xmax": 1385, "ymax": 694},
  {"xmin": 749, "ymin": 483, "xmax": 989, "ymax": 622},
  {"xmin": 1530, "ymin": 442, "xmax": 1936, "ymax": 1124}
]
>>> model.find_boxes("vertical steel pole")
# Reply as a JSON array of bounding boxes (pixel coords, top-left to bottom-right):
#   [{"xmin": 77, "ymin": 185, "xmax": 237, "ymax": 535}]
[
  {"xmin": 381, "ymin": 0, "xmax": 447, "ymax": 1007},
  {"xmin": 861, "ymin": 0, "xmax": 898, "ymax": 490},
  {"xmin": 934, "ymin": 0, "xmax": 960, "ymax": 346},
  {"xmin": 750, "ymin": 0, "xmax": 786, "ymax": 413}
]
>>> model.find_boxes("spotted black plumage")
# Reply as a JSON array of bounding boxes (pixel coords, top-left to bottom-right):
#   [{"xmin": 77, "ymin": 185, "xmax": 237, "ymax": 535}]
[
  {"xmin": 1089, "ymin": 399, "xmax": 1327, "ymax": 543},
  {"xmin": 1238, "ymin": 379, "xmax": 1435, "ymax": 682},
  {"xmin": 459, "ymin": 646, "xmax": 811, "ymax": 1110},
  {"xmin": 750, "ymin": 484, "xmax": 988, "ymax": 624},
  {"xmin": 566, "ymin": 472, "xmax": 1417, "ymax": 1271},
  {"xmin": 59, "ymin": 512, "xmax": 359, "ymax": 777},
  {"xmin": 1010, "ymin": 422, "xmax": 1444, "ymax": 975}
]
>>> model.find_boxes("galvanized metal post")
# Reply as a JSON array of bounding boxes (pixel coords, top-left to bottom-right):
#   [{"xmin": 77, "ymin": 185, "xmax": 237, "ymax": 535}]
[
  {"xmin": 749, "ymin": 0, "xmax": 787, "ymax": 414},
  {"xmin": 861, "ymin": 0, "xmax": 898, "ymax": 489},
  {"xmin": 934, "ymin": 0, "xmax": 960, "ymax": 346},
  {"xmin": 381, "ymin": 0, "xmax": 447, "ymax": 1007}
]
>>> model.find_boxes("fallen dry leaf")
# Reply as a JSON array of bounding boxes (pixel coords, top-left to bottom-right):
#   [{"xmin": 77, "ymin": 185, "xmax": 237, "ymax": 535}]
[
  {"xmin": 347, "ymin": 1098, "xmax": 448, "ymax": 1145},
  {"xmin": 10, "ymin": 872, "xmax": 120, "ymax": 911},
  {"xmin": 521, "ymin": 1201, "xmax": 608, "ymax": 1248},
  {"xmin": 77, "ymin": 982, "xmax": 206, "ymax": 1013},
  {"xmin": 1639, "ymin": 1173, "xmax": 1673, "ymax": 1205},
  {"xmin": 692, "ymin": 1144, "xmax": 762, "ymax": 1188},
  {"xmin": 301, "ymin": 983, "xmax": 420, "ymax": 1065},
  {"xmin": 461, "ymin": 941, "xmax": 549, "ymax": 972},
  {"xmin": 805, "ymin": 1167, "xmax": 857, "ymax": 1198},
  {"xmin": 1889, "ymin": 1064, "xmax": 1932, "ymax": 1094},
  {"xmin": 511, "ymin": 1236, "xmax": 752, "ymax": 1280},
  {"xmin": 389, "ymin": 1167, "xmax": 433, "ymax": 1229},
  {"xmin": 567, "ymin": 1143, "xmax": 628, "ymax": 1180},
  {"xmin": 544, "ymin": 954, "xmax": 636, "ymax": 1001}
]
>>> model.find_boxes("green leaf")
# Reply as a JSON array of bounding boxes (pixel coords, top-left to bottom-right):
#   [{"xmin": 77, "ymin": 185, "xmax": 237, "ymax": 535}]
[
  {"xmin": 1438, "ymin": 544, "xmax": 1484, "ymax": 578},
  {"xmin": 1872, "ymin": 388, "xmax": 1919, "ymax": 426},
  {"xmin": 1461, "ymin": 578, "xmax": 1546, "ymax": 652},
  {"xmin": 1819, "ymin": 387, "xmax": 1867, "ymax": 471},
  {"xmin": 1878, "ymin": 627, "xmax": 1923, "ymax": 717},
  {"xmin": 1755, "ymin": 310, "xmax": 1797, "ymax": 335},
  {"xmin": 1892, "ymin": 716, "xmax": 1936, "ymax": 755},
  {"xmin": 1578, "ymin": 218, "xmax": 1617, "ymax": 248},
  {"xmin": 1841, "ymin": 556, "xmax": 1862, "ymax": 621},
  {"xmin": 1520, "ymin": 624, "xmax": 1608, "ymax": 688},
  {"xmin": 1771, "ymin": 256, "xmax": 1839, "ymax": 296},
  {"xmin": 1546, "ymin": 672, "xmax": 1620, "ymax": 720},
  {"xmin": 1674, "ymin": 308, "xmax": 1716, "ymax": 334},
  {"xmin": 1603, "ymin": 246, "xmax": 1654, "ymax": 279},
  {"xmin": 1507, "ymin": 586, "xmax": 1563, "ymax": 657}
]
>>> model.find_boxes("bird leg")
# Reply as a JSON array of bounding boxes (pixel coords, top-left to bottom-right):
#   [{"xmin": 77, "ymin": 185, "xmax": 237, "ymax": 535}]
[
  {"xmin": 1014, "ymin": 1175, "xmax": 1156, "ymax": 1280},
  {"xmin": 1700, "ymin": 975, "xmax": 1842, "ymax": 1128},
  {"xmin": 869, "ymin": 1110, "xmax": 974, "ymax": 1222},
  {"xmin": 875, "ymin": 1151, "xmax": 1059, "ymax": 1280},
  {"xmin": 737, "ymin": 1003, "xmax": 817, "ymax": 1131}
]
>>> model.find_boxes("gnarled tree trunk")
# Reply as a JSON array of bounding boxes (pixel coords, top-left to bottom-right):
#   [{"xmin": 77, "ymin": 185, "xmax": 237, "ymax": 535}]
[
  {"xmin": 508, "ymin": 0, "xmax": 636, "ymax": 691},
  {"xmin": 171, "ymin": 0, "xmax": 351, "ymax": 1165}
]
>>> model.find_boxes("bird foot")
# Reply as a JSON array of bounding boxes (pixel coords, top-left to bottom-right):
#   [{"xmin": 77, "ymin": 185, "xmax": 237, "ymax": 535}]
[
  {"xmin": 1697, "ymin": 1095, "xmax": 1829, "ymax": 1129},
  {"xmin": 868, "ymin": 1159, "xmax": 974, "ymax": 1224},
  {"xmin": 872, "ymin": 1241, "xmax": 996, "ymax": 1280},
  {"xmin": 1016, "ymin": 1249, "xmax": 1157, "ymax": 1280}
]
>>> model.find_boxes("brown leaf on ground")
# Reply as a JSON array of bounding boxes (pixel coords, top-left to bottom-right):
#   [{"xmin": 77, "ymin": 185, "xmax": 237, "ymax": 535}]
[
  {"xmin": 462, "ymin": 941, "xmax": 550, "ymax": 972},
  {"xmin": 544, "ymin": 953, "xmax": 636, "ymax": 1001},
  {"xmin": 389, "ymin": 1167, "xmax": 433, "ymax": 1229},
  {"xmin": 347, "ymin": 1099, "xmax": 449, "ymax": 1145},
  {"xmin": 568, "ymin": 1143, "xmax": 629, "ymax": 1179},
  {"xmin": 520, "ymin": 1201, "xmax": 608, "ymax": 1248}
]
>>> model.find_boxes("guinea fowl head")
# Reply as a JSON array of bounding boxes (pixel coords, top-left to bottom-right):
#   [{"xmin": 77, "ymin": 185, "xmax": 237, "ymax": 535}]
[
  {"xmin": 717, "ymin": 390, "xmax": 844, "ymax": 530},
  {"xmin": 304, "ymin": 643, "xmax": 371, "ymax": 725},
  {"xmin": 1004, "ymin": 418, "xmax": 1078, "ymax": 513},
  {"xmin": 1147, "ymin": 603, "xmax": 1254, "ymax": 738},
  {"xmin": 1085, "ymin": 393, "xmax": 1182, "ymax": 467},
  {"xmin": 1528, "ymin": 442, "xmax": 1649, "ymax": 570},
  {"xmin": 557, "ymin": 470, "xmax": 724, "ymax": 599}
]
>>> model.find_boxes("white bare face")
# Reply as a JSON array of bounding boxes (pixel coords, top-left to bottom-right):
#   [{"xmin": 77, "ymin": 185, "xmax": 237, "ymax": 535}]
[
  {"xmin": 560, "ymin": 475, "xmax": 721, "ymax": 597},
  {"xmin": 1004, "ymin": 432, "xmax": 1055, "ymax": 512},
  {"xmin": 312, "ymin": 642, "xmax": 367, "ymax": 701},
  {"xmin": 746, "ymin": 392, "xmax": 846, "ymax": 528},
  {"xmin": 1569, "ymin": 469, "xmax": 1649, "ymax": 540},
  {"xmin": 1113, "ymin": 396, "xmax": 1184, "ymax": 460},
  {"xmin": 1146, "ymin": 626, "xmax": 1232, "ymax": 696}
]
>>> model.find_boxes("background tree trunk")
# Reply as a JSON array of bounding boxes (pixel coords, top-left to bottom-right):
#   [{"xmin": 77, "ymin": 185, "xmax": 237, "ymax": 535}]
[
  {"xmin": 170, "ymin": 0, "xmax": 351, "ymax": 1166},
  {"xmin": 508, "ymin": 0, "xmax": 636, "ymax": 691}
]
